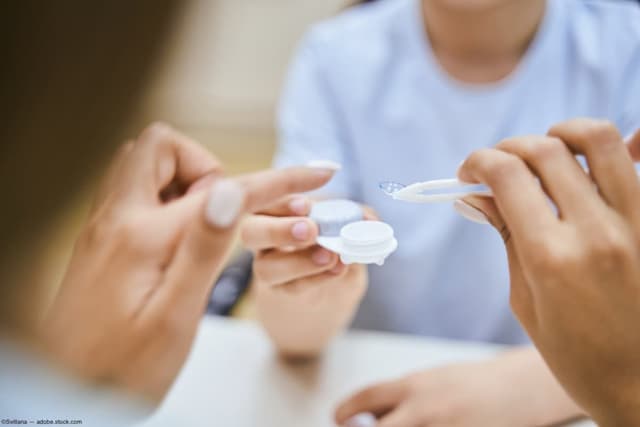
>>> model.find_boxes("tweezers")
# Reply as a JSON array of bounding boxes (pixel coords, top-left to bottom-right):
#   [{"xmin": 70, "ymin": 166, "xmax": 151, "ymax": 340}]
[{"xmin": 389, "ymin": 132, "xmax": 639, "ymax": 204}]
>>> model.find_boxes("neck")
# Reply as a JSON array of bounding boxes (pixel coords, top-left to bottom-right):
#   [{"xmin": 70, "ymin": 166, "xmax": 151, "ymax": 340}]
[{"xmin": 422, "ymin": 0, "xmax": 546, "ymax": 82}]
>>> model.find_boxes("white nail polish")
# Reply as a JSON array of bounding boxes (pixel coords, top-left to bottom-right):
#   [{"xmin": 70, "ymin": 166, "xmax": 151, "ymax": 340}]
[
  {"xmin": 343, "ymin": 413, "xmax": 377, "ymax": 427},
  {"xmin": 454, "ymin": 199, "xmax": 489, "ymax": 225},
  {"xmin": 206, "ymin": 179, "xmax": 245, "ymax": 228},
  {"xmin": 306, "ymin": 160, "xmax": 342, "ymax": 171}
]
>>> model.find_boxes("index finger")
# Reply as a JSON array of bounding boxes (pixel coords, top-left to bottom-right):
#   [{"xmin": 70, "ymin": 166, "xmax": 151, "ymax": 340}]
[
  {"xmin": 335, "ymin": 381, "xmax": 406, "ymax": 424},
  {"xmin": 458, "ymin": 148, "xmax": 558, "ymax": 246},
  {"xmin": 238, "ymin": 166, "xmax": 335, "ymax": 214}
]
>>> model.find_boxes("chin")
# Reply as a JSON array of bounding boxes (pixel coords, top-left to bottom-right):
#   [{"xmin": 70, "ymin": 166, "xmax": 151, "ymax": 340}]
[{"xmin": 426, "ymin": 0, "xmax": 522, "ymax": 12}]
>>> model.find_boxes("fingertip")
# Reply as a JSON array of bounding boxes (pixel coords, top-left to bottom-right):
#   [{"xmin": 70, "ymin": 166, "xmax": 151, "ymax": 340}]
[
  {"xmin": 138, "ymin": 121, "xmax": 173, "ymax": 144},
  {"xmin": 362, "ymin": 206, "xmax": 379, "ymax": 221},
  {"xmin": 290, "ymin": 217, "xmax": 319, "ymax": 244},
  {"xmin": 330, "ymin": 260, "xmax": 346, "ymax": 275},
  {"xmin": 291, "ymin": 219, "xmax": 311, "ymax": 241},
  {"xmin": 459, "ymin": 196, "xmax": 505, "ymax": 233},
  {"xmin": 334, "ymin": 390, "xmax": 369, "ymax": 425},
  {"xmin": 334, "ymin": 403, "xmax": 352, "ymax": 425},
  {"xmin": 300, "ymin": 162, "xmax": 339, "ymax": 183},
  {"xmin": 311, "ymin": 247, "xmax": 336, "ymax": 266},
  {"xmin": 306, "ymin": 159, "xmax": 342, "ymax": 171},
  {"xmin": 341, "ymin": 413, "xmax": 377, "ymax": 427},
  {"xmin": 289, "ymin": 196, "xmax": 311, "ymax": 216},
  {"xmin": 626, "ymin": 129, "xmax": 640, "ymax": 161},
  {"xmin": 453, "ymin": 199, "xmax": 490, "ymax": 225},
  {"xmin": 205, "ymin": 179, "xmax": 247, "ymax": 229},
  {"xmin": 456, "ymin": 159, "xmax": 475, "ymax": 184}
]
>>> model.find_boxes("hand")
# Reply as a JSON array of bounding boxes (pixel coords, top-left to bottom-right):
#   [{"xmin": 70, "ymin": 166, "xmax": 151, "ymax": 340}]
[
  {"xmin": 243, "ymin": 198, "xmax": 371, "ymax": 358},
  {"xmin": 457, "ymin": 120, "xmax": 640, "ymax": 426},
  {"xmin": 39, "ymin": 123, "xmax": 336, "ymax": 402},
  {"xmin": 335, "ymin": 348, "xmax": 583, "ymax": 427}
]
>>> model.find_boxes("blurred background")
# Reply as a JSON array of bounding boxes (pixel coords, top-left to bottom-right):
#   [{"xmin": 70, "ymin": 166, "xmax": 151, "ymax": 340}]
[{"xmin": 42, "ymin": 0, "xmax": 352, "ymax": 309}]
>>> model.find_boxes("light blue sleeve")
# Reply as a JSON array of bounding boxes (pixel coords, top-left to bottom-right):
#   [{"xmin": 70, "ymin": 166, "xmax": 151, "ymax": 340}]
[
  {"xmin": 615, "ymin": 8, "xmax": 640, "ymax": 138},
  {"xmin": 274, "ymin": 32, "xmax": 358, "ymax": 199},
  {"xmin": 618, "ymin": 51, "xmax": 640, "ymax": 139}
]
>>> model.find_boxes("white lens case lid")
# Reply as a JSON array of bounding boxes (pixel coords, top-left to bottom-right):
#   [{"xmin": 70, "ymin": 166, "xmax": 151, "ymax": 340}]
[
  {"xmin": 317, "ymin": 221, "xmax": 398, "ymax": 266},
  {"xmin": 310, "ymin": 199, "xmax": 398, "ymax": 265}
]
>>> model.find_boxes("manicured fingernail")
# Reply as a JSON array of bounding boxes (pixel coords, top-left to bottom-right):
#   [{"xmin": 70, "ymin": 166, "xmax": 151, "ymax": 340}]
[
  {"xmin": 312, "ymin": 248, "xmax": 333, "ymax": 265},
  {"xmin": 454, "ymin": 199, "xmax": 489, "ymax": 225},
  {"xmin": 289, "ymin": 197, "xmax": 309, "ymax": 216},
  {"xmin": 205, "ymin": 179, "xmax": 245, "ymax": 228},
  {"xmin": 306, "ymin": 160, "xmax": 342, "ymax": 171},
  {"xmin": 344, "ymin": 413, "xmax": 377, "ymax": 427},
  {"xmin": 291, "ymin": 221, "xmax": 310, "ymax": 241}
]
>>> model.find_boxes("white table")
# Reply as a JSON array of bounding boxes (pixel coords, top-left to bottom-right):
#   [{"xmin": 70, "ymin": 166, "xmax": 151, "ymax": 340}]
[{"xmin": 144, "ymin": 317, "xmax": 594, "ymax": 427}]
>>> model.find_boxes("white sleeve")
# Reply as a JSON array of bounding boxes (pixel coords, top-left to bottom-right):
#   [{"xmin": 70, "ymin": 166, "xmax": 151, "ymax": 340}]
[{"xmin": 274, "ymin": 32, "xmax": 358, "ymax": 199}]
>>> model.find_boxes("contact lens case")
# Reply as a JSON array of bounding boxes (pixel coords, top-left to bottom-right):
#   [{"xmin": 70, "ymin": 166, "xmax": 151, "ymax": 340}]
[{"xmin": 309, "ymin": 199, "xmax": 398, "ymax": 266}]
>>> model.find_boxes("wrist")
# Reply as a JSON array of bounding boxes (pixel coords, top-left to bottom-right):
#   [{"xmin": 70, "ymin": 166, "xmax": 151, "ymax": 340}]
[{"xmin": 264, "ymin": 324, "xmax": 334, "ymax": 360}]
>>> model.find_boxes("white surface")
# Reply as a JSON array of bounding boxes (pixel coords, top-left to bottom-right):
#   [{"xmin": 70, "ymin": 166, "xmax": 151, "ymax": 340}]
[{"xmin": 144, "ymin": 317, "xmax": 594, "ymax": 427}]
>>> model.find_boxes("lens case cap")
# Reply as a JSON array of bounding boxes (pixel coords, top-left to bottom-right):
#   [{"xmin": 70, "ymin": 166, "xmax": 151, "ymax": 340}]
[{"xmin": 310, "ymin": 199, "xmax": 398, "ymax": 266}]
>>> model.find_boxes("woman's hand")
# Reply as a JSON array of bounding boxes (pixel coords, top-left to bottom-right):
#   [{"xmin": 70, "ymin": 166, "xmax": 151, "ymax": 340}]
[
  {"xmin": 242, "ymin": 197, "xmax": 370, "ymax": 358},
  {"xmin": 335, "ymin": 348, "xmax": 583, "ymax": 427},
  {"xmin": 457, "ymin": 119, "xmax": 640, "ymax": 426},
  {"xmin": 40, "ymin": 123, "xmax": 336, "ymax": 402}
]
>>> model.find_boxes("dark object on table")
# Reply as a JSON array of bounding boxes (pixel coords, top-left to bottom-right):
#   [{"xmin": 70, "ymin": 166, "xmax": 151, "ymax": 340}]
[{"xmin": 207, "ymin": 251, "xmax": 254, "ymax": 316}]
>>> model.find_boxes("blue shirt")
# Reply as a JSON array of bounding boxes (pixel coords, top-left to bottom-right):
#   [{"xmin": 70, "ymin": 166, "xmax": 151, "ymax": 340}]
[{"xmin": 274, "ymin": 0, "xmax": 640, "ymax": 344}]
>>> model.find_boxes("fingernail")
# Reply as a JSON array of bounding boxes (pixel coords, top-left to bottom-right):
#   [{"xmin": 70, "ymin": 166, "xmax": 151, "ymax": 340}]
[
  {"xmin": 306, "ymin": 160, "xmax": 342, "ymax": 171},
  {"xmin": 312, "ymin": 248, "xmax": 333, "ymax": 265},
  {"xmin": 289, "ymin": 197, "xmax": 309, "ymax": 216},
  {"xmin": 291, "ymin": 221, "xmax": 310, "ymax": 241},
  {"xmin": 343, "ymin": 413, "xmax": 377, "ymax": 427},
  {"xmin": 454, "ymin": 199, "xmax": 489, "ymax": 225},
  {"xmin": 205, "ymin": 179, "xmax": 245, "ymax": 228}
]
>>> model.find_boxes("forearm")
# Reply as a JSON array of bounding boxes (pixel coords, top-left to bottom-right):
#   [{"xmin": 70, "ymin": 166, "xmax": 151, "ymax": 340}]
[{"xmin": 257, "ymin": 296, "xmax": 352, "ymax": 358}]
